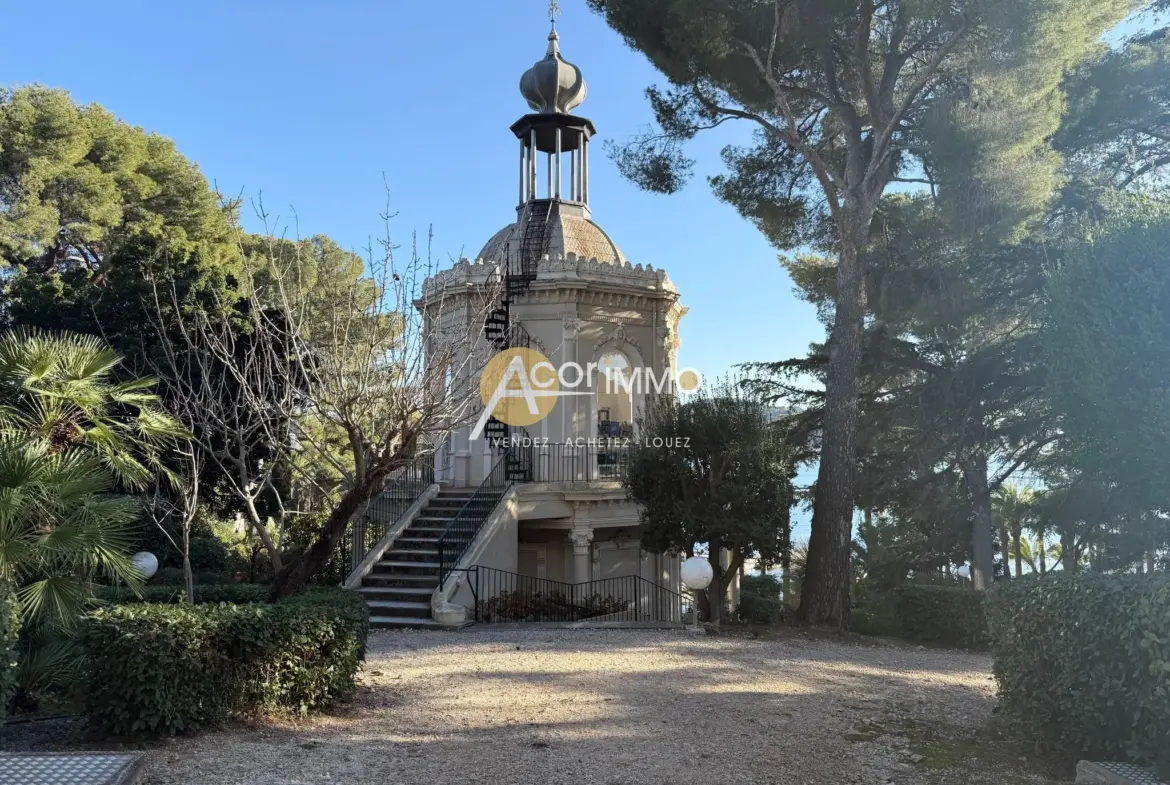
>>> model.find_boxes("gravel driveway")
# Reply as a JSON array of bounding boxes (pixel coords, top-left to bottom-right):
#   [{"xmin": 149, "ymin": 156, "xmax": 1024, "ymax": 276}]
[{"xmin": 131, "ymin": 627, "xmax": 1011, "ymax": 785}]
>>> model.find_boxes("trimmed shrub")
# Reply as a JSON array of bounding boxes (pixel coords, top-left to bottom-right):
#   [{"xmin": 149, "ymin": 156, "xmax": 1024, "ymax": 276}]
[
  {"xmin": 81, "ymin": 587, "xmax": 368, "ymax": 735},
  {"xmin": 96, "ymin": 583, "xmax": 270, "ymax": 606},
  {"xmin": 735, "ymin": 591, "xmax": 785, "ymax": 625},
  {"xmin": 896, "ymin": 584, "xmax": 988, "ymax": 649},
  {"xmin": 850, "ymin": 600, "xmax": 901, "ymax": 638},
  {"xmin": 986, "ymin": 573, "xmax": 1170, "ymax": 775},
  {"xmin": 1, "ymin": 582, "xmax": 19, "ymax": 722},
  {"xmin": 740, "ymin": 573, "xmax": 783, "ymax": 600}
]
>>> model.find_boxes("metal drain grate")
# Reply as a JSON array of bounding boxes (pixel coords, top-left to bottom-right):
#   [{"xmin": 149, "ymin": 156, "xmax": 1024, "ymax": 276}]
[
  {"xmin": 1077, "ymin": 761, "xmax": 1168, "ymax": 785},
  {"xmin": 0, "ymin": 753, "xmax": 143, "ymax": 785}
]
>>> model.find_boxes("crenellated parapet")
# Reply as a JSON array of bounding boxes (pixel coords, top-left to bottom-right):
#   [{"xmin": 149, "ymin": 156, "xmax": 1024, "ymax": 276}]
[{"xmin": 419, "ymin": 252, "xmax": 677, "ymax": 309}]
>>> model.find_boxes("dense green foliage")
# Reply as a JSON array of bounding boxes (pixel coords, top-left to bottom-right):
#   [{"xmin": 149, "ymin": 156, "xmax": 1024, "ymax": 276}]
[
  {"xmin": 626, "ymin": 381, "xmax": 795, "ymax": 626},
  {"xmin": 589, "ymin": 0, "xmax": 1131, "ymax": 626},
  {"xmin": 987, "ymin": 574, "xmax": 1170, "ymax": 774},
  {"xmin": 896, "ymin": 585, "xmax": 988, "ymax": 650},
  {"xmin": 0, "ymin": 582, "xmax": 19, "ymax": 721},
  {"xmin": 0, "ymin": 86, "xmax": 240, "ymax": 356},
  {"xmin": 735, "ymin": 573, "xmax": 785, "ymax": 624},
  {"xmin": 96, "ymin": 583, "xmax": 270, "ymax": 606},
  {"xmin": 0, "ymin": 330, "xmax": 184, "ymax": 700},
  {"xmin": 81, "ymin": 587, "xmax": 368, "ymax": 735},
  {"xmin": 1046, "ymin": 208, "xmax": 1170, "ymax": 515}
]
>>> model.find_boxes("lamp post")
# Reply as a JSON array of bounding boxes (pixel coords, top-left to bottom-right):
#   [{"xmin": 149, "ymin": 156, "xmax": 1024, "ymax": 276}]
[
  {"xmin": 680, "ymin": 556, "xmax": 713, "ymax": 635},
  {"xmin": 132, "ymin": 551, "xmax": 159, "ymax": 580}
]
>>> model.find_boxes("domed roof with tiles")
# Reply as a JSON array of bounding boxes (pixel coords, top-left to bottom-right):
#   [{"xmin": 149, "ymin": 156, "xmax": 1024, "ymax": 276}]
[{"xmin": 477, "ymin": 210, "xmax": 628, "ymax": 266}]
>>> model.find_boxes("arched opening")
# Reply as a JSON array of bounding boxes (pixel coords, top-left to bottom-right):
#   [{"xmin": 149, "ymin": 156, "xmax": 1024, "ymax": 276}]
[{"xmin": 593, "ymin": 350, "xmax": 635, "ymax": 439}]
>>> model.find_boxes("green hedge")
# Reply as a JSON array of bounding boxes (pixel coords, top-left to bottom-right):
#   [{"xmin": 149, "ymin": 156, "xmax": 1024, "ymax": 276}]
[
  {"xmin": 1, "ymin": 582, "xmax": 19, "ymax": 722},
  {"xmin": 735, "ymin": 591, "xmax": 785, "ymax": 625},
  {"xmin": 96, "ymin": 583, "xmax": 270, "ymax": 606},
  {"xmin": 986, "ymin": 573, "xmax": 1170, "ymax": 775},
  {"xmin": 895, "ymin": 584, "xmax": 988, "ymax": 649},
  {"xmin": 81, "ymin": 587, "xmax": 368, "ymax": 736}
]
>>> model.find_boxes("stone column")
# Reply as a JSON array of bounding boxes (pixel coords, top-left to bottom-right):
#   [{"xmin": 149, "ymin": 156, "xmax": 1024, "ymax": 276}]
[
  {"xmin": 561, "ymin": 315, "xmax": 582, "ymax": 449},
  {"xmin": 570, "ymin": 529, "xmax": 594, "ymax": 584}
]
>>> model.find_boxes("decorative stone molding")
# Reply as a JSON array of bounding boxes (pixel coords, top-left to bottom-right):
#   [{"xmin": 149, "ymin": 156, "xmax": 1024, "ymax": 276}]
[
  {"xmin": 593, "ymin": 322, "xmax": 643, "ymax": 354},
  {"xmin": 562, "ymin": 315, "xmax": 583, "ymax": 335},
  {"xmin": 569, "ymin": 529, "xmax": 594, "ymax": 554}
]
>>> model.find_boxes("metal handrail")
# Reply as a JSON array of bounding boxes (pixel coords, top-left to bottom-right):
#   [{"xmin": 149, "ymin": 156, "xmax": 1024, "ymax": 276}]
[
  {"xmin": 436, "ymin": 449, "xmax": 515, "ymax": 586},
  {"xmin": 331, "ymin": 457, "xmax": 435, "ymax": 581}
]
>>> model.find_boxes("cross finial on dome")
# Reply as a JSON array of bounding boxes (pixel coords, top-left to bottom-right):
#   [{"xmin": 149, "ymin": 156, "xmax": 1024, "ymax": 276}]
[{"xmin": 549, "ymin": 0, "xmax": 561, "ymax": 28}]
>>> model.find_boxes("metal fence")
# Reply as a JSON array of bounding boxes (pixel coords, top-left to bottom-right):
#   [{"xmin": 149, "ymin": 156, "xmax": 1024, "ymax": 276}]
[
  {"xmin": 333, "ymin": 458, "xmax": 435, "ymax": 581},
  {"xmin": 489, "ymin": 441, "xmax": 631, "ymax": 483},
  {"xmin": 471, "ymin": 567, "xmax": 685, "ymax": 623}
]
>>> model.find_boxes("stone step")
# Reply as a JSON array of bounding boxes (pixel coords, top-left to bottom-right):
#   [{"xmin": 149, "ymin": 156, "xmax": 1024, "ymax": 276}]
[
  {"xmin": 395, "ymin": 536, "xmax": 442, "ymax": 544},
  {"xmin": 369, "ymin": 615, "xmax": 444, "ymax": 630},
  {"xmin": 366, "ymin": 600, "xmax": 431, "ymax": 617},
  {"xmin": 376, "ymin": 559, "xmax": 442, "ymax": 570},
  {"xmin": 386, "ymin": 549, "xmax": 439, "ymax": 558},
  {"xmin": 362, "ymin": 574, "xmax": 439, "ymax": 586},
  {"xmin": 359, "ymin": 586, "xmax": 434, "ymax": 596}
]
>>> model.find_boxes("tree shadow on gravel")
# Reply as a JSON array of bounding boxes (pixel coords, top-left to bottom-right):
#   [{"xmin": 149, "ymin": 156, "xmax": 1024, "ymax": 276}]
[{"xmin": 2, "ymin": 630, "xmax": 1034, "ymax": 785}]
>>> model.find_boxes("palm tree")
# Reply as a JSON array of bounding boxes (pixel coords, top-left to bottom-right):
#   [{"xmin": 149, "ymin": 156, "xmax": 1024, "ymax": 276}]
[
  {"xmin": 0, "ymin": 329, "xmax": 181, "ymax": 697},
  {"xmin": 993, "ymin": 485, "xmax": 1035, "ymax": 578},
  {"xmin": 0, "ymin": 329, "xmax": 184, "ymax": 489}
]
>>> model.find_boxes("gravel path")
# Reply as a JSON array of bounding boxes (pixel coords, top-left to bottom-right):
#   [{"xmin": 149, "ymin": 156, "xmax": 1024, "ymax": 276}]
[{"xmin": 134, "ymin": 628, "xmax": 1000, "ymax": 785}]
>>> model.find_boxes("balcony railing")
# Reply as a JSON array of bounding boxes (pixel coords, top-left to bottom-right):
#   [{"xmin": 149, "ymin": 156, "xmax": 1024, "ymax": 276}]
[{"xmin": 488, "ymin": 439, "xmax": 632, "ymax": 483}]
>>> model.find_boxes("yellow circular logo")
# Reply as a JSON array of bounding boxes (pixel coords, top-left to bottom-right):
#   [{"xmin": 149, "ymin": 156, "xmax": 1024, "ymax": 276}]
[
  {"xmin": 479, "ymin": 347, "xmax": 561, "ymax": 426},
  {"xmin": 676, "ymin": 368, "xmax": 702, "ymax": 393}
]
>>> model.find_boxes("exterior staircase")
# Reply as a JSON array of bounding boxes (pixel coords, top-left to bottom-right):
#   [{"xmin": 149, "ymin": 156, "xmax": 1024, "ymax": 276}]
[{"xmin": 358, "ymin": 488, "xmax": 474, "ymax": 629}]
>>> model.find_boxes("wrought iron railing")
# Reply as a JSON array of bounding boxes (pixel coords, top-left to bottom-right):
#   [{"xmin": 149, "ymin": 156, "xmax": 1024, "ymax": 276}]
[
  {"xmin": 486, "ymin": 440, "xmax": 631, "ymax": 483},
  {"xmin": 330, "ymin": 457, "xmax": 435, "ymax": 582},
  {"xmin": 436, "ymin": 450, "xmax": 515, "ymax": 586},
  {"xmin": 470, "ymin": 567, "xmax": 685, "ymax": 623}
]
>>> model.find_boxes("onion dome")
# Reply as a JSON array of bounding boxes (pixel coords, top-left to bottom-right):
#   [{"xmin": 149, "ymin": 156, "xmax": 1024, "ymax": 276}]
[{"xmin": 519, "ymin": 27, "xmax": 587, "ymax": 115}]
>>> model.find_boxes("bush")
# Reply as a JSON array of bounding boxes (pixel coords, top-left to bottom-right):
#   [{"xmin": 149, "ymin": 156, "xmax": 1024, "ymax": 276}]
[
  {"xmin": 895, "ymin": 584, "xmax": 988, "ymax": 649},
  {"xmin": 1, "ymin": 582, "xmax": 19, "ymax": 722},
  {"xmin": 151, "ymin": 567, "xmax": 240, "ymax": 586},
  {"xmin": 95, "ymin": 583, "xmax": 271, "ymax": 605},
  {"xmin": 741, "ymin": 572, "xmax": 783, "ymax": 600},
  {"xmin": 850, "ymin": 600, "xmax": 900, "ymax": 638},
  {"xmin": 476, "ymin": 590, "xmax": 626, "ymax": 622},
  {"xmin": 81, "ymin": 587, "xmax": 368, "ymax": 735},
  {"xmin": 986, "ymin": 573, "xmax": 1170, "ymax": 776},
  {"xmin": 735, "ymin": 591, "xmax": 785, "ymax": 625}
]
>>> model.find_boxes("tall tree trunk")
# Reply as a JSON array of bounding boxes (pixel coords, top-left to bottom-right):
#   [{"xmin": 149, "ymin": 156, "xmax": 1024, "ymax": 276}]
[
  {"xmin": 1038, "ymin": 532, "xmax": 1047, "ymax": 576},
  {"xmin": 1148, "ymin": 552, "xmax": 1158, "ymax": 573},
  {"xmin": 1012, "ymin": 523, "xmax": 1023, "ymax": 578},
  {"xmin": 781, "ymin": 548, "xmax": 792, "ymax": 609},
  {"xmin": 800, "ymin": 214, "xmax": 869, "ymax": 628},
  {"xmin": 1061, "ymin": 532, "xmax": 1077, "ymax": 573},
  {"xmin": 183, "ymin": 525, "xmax": 194, "ymax": 605},
  {"xmin": 963, "ymin": 452, "xmax": 995, "ymax": 590},
  {"xmin": 269, "ymin": 472, "xmax": 385, "ymax": 601},
  {"xmin": 999, "ymin": 523, "xmax": 1012, "ymax": 581}
]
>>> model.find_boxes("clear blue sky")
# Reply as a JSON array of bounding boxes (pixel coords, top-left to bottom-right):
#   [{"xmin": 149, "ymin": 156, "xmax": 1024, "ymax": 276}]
[
  {"xmin": 13, "ymin": 2, "xmax": 1149, "ymax": 545},
  {"xmin": 0, "ymin": 0, "xmax": 824, "ymax": 387}
]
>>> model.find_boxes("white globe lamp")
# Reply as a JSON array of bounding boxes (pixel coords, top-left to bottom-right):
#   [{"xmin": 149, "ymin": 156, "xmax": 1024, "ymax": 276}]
[
  {"xmin": 680, "ymin": 556, "xmax": 714, "ymax": 634},
  {"xmin": 956, "ymin": 564, "xmax": 971, "ymax": 580},
  {"xmin": 132, "ymin": 551, "xmax": 159, "ymax": 580}
]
